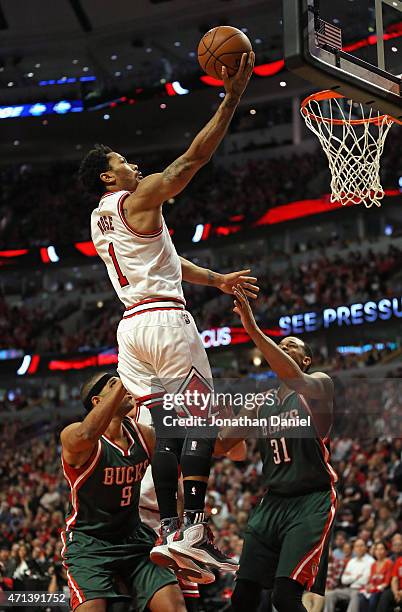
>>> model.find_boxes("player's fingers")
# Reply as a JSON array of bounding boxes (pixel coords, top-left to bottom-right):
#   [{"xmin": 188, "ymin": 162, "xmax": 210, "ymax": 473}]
[
  {"xmin": 236, "ymin": 284, "xmax": 248, "ymax": 297},
  {"xmin": 221, "ymin": 66, "xmax": 228, "ymax": 81},
  {"xmin": 247, "ymin": 51, "xmax": 255, "ymax": 78},
  {"xmin": 242, "ymin": 283, "xmax": 260, "ymax": 292},
  {"xmin": 237, "ymin": 53, "xmax": 247, "ymax": 75},
  {"xmin": 244, "ymin": 290, "xmax": 258, "ymax": 299},
  {"xmin": 233, "ymin": 288, "xmax": 245, "ymax": 303},
  {"xmin": 238, "ymin": 277, "xmax": 258, "ymax": 284}
]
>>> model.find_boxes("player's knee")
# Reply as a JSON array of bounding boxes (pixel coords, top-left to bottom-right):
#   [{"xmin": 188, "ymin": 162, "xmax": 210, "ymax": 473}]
[
  {"xmin": 231, "ymin": 579, "xmax": 262, "ymax": 612},
  {"xmin": 148, "ymin": 584, "xmax": 186, "ymax": 612},
  {"xmin": 272, "ymin": 577, "xmax": 306, "ymax": 612},
  {"xmin": 75, "ymin": 599, "xmax": 107, "ymax": 612}
]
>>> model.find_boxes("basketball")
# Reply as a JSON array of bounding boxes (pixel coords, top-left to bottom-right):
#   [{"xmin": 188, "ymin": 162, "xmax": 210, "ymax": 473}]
[{"xmin": 198, "ymin": 26, "xmax": 252, "ymax": 80}]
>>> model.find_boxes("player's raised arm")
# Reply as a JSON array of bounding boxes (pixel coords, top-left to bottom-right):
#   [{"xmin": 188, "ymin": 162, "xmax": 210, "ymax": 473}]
[
  {"xmin": 61, "ymin": 376, "xmax": 126, "ymax": 467},
  {"xmin": 180, "ymin": 257, "xmax": 260, "ymax": 299},
  {"xmin": 233, "ymin": 285, "xmax": 334, "ymax": 400},
  {"xmin": 126, "ymin": 51, "xmax": 255, "ymax": 211}
]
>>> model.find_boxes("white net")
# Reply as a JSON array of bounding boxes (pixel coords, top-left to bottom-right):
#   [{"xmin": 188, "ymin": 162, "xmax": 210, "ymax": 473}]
[{"xmin": 301, "ymin": 94, "xmax": 394, "ymax": 208}]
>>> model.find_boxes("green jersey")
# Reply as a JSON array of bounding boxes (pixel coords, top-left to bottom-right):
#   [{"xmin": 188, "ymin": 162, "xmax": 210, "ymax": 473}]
[
  {"xmin": 62, "ymin": 416, "xmax": 150, "ymax": 540},
  {"xmin": 258, "ymin": 390, "xmax": 337, "ymax": 496}
]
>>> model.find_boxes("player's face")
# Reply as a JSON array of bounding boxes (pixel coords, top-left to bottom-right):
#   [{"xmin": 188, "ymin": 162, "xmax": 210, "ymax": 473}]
[
  {"xmin": 98, "ymin": 377, "xmax": 135, "ymax": 415},
  {"xmin": 105, "ymin": 152, "xmax": 143, "ymax": 192},
  {"xmin": 278, "ymin": 337, "xmax": 311, "ymax": 371},
  {"xmin": 118, "ymin": 392, "xmax": 136, "ymax": 417}
]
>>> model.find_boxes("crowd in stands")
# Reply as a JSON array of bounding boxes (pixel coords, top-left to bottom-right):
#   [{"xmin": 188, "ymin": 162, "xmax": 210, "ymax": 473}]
[
  {"xmin": 0, "ymin": 387, "xmax": 401, "ymax": 611},
  {"xmin": 0, "ymin": 127, "xmax": 400, "ymax": 249},
  {"xmin": 1, "ymin": 241, "xmax": 401, "ymax": 359}
]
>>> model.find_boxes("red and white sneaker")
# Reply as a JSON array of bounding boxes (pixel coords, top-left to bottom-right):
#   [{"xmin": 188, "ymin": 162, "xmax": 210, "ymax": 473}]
[
  {"xmin": 168, "ymin": 513, "xmax": 239, "ymax": 573},
  {"xmin": 150, "ymin": 517, "xmax": 215, "ymax": 584}
]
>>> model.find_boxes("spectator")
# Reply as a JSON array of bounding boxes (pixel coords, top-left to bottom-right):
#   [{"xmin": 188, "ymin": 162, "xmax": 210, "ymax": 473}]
[
  {"xmin": 390, "ymin": 534, "xmax": 402, "ymax": 562},
  {"xmin": 358, "ymin": 541, "xmax": 393, "ymax": 612},
  {"xmin": 376, "ymin": 555, "xmax": 402, "ymax": 612},
  {"xmin": 12, "ymin": 544, "xmax": 42, "ymax": 589},
  {"xmin": 324, "ymin": 539, "xmax": 374, "ymax": 612},
  {"xmin": 376, "ymin": 504, "xmax": 398, "ymax": 541},
  {"xmin": 326, "ymin": 543, "xmax": 353, "ymax": 593},
  {"xmin": 0, "ymin": 562, "xmax": 13, "ymax": 592},
  {"xmin": 333, "ymin": 532, "xmax": 348, "ymax": 560}
]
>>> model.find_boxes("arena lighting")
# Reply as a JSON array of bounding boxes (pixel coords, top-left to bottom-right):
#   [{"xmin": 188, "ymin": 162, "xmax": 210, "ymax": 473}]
[
  {"xmin": 192, "ymin": 224, "xmax": 204, "ymax": 243},
  {"xmin": 39, "ymin": 246, "xmax": 60, "ymax": 263},
  {"xmin": 0, "ymin": 349, "xmax": 23, "ymax": 360},
  {"xmin": 0, "ymin": 100, "xmax": 83, "ymax": 120},
  {"xmin": 253, "ymin": 59, "xmax": 285, "ymax": 77},
  {"xmin": 16, "ymin": 354, "xmax": 40, "ymax": 375},
  {"xmin": 29, "ymin": 103, "xmax": 47, "ymax": 116},
  {"xmin": 75, "ymin": 241, "xmax": 97, "ymax": 256},
  {"xmin": 336, "ymin": 342, "xmax": 397, "ymax": 354},
  {"xmin": 47, "ymin": 246, "xmax": 60, "ymax": 262},
  {"xmin": 0, "ymin": 249, "xmax": 28, "ymax": 257},
  {"xmin": 200, "ymin": 75, "xmax": 224, "ymax": 86},
  {"xmin": 16, "ymin": 355, "xmax": 31, "ymax": 375},
  {"xmin": 165, "ymin": 81, "xmax": 189, "ymax": 96}
]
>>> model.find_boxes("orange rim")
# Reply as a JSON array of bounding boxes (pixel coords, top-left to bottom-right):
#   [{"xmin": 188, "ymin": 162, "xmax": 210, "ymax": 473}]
[{"xmin": 300, "ymin": 90, "xmax": 400, "ymax": 126}]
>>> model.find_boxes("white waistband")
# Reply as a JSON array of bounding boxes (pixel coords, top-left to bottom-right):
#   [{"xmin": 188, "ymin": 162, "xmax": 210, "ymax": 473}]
[{"xmin": 123, "ymin": 300, "xmax": 185, "ymax": 318}]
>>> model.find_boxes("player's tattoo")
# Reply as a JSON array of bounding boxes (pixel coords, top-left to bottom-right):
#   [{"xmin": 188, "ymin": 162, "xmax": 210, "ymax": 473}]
[
  {"xmin": 163, "ymin": 157, "xmax": 193, "ymax": 182},
  {"xmin": 123, "ymin": 207, "xmax": 128, "ymax": 219},
  {"xmin": 208, "ymin": 270, "xmax": 217, "ymax": 286}
]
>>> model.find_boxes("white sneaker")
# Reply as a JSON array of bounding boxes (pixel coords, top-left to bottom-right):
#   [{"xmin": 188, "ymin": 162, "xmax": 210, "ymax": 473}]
[
  {"xmin": 150, "ymin": 519, "xmax": 215, "ymax": 584},
  {"xmin": 168, "ymin": 518, "xmax": 239, "ymax": 573}
]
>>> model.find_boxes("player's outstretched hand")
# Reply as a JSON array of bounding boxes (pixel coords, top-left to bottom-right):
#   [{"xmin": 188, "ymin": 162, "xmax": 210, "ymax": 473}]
[
  {"xmin": 233, "ymin": 284, "xmax": 258, "ymax": 334},
  {"xmin": 218, "ymin": 269, "xmax": 259, "ymax": 299},
  {"xmin": 222, "ymin": 51, "xmax": 255, "ymax": 100}
]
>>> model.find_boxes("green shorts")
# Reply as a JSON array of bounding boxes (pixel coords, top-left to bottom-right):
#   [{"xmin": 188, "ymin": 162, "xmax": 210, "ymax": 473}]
[
  {"xmin": 237, "ymin": 489, "xmax": 336, "ymax": 593},
  {"xmin": 61, "ymin": 522, "xmax": 177, "ymax": 611}
]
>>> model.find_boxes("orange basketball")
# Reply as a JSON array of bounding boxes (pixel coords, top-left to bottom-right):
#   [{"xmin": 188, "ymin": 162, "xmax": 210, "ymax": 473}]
[{"xmin": 198, "ymin": 26, "xmax": 252, "ymax": 80}]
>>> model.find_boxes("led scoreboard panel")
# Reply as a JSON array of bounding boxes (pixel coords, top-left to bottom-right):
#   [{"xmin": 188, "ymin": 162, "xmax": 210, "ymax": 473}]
[{"xmin": 279, "ymin": 297, "xmax": 402, "ymax": 334}]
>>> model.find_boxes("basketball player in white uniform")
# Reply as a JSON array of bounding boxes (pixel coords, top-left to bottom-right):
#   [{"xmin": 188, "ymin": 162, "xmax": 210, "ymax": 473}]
[
  {"xmin": 133, "ymin": 403, "xmax": 247, "ymax": 609},
  {"xmin": 79, "ymin": 51, "xmax": 255, "ymax": 582}
]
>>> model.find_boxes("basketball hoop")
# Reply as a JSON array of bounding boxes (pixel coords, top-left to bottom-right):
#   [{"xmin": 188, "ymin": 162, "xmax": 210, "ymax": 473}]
[{"xmin": 300, "ymin": 90, "xmax": 400, "ymax": 208}]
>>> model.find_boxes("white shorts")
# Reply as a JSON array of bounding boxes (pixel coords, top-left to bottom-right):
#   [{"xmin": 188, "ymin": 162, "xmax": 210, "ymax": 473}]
[{"xmin": 117, "ymin": 302, "xmax": 213, "ymax": 413}]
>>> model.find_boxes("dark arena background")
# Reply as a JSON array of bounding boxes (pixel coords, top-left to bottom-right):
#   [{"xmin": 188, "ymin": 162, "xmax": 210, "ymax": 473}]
[{"xmin": 0, "ymin": 1, "xmax": 401, "ymax": 611}]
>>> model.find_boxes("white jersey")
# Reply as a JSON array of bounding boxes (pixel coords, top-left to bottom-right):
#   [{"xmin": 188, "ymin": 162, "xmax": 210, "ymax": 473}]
[{"xmin": 91, "ymin": 190, "xmax": 185, "ymax": 309}]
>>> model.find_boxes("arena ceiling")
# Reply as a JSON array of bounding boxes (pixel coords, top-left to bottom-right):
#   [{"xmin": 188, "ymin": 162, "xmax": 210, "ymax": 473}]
[
  {"xmin": 1, "ymin": 0, "xmax": 398, "ymax": 103},
  {"xmin": 0, "ymin": 0, "xmax": 400, "ymax": 162}
]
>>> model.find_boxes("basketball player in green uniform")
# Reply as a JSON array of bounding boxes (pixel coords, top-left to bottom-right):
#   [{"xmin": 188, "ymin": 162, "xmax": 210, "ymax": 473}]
[
  {"xmin": 221, "ymin": 285, "xmax": 338, "ymax": 612},
  {"xmin": 60, "ymin": 372, "xmax": 186, "ymax": 612}
]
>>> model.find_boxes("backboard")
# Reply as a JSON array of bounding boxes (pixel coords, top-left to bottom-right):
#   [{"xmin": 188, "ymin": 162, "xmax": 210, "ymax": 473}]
[{"xmin": 283, "ymin": 0, "xmax": 402, "ymax": 121}]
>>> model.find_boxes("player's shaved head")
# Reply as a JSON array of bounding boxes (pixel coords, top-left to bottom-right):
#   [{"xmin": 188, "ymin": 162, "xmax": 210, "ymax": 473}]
[{"xmin": 78, "ymin": 144, "xmax": 113, "ymax": 196}]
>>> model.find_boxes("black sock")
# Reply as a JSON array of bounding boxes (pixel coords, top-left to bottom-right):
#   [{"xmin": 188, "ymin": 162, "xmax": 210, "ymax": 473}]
[
  {"xmin": 150, "ymin": 404, "xmax": 185, "ymax": 521},
  {"xmin": 183, "ymin": 480, "xmax": 208, "ymax": 513},
  {"xmin": 180, "ymin": 436, "xmax": 213, "ymax": 512},
  {"xmin": 151, "ymin": 450, "xmax": 178, "ymax": 520}
]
